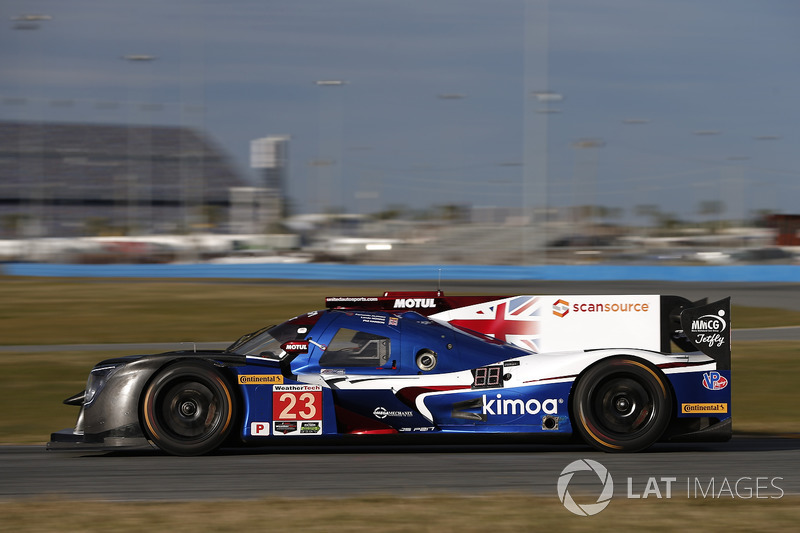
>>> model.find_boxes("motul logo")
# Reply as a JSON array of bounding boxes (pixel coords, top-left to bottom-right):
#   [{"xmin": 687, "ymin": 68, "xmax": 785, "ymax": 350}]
[
  {"xmin": 394, "ymin": 298, "xmax": 436, "ymax": 309},
  {"xmin": 281, "ymin": 341, "xmax": 309, "ymax": 353},
  {"xmin": 284, "ymin": 342, "xmax": 307, "ymax": 351}
]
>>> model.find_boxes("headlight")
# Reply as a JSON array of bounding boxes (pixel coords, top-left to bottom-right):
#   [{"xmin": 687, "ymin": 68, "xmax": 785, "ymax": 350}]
[{"xmin": 84, "ymin": 364, "xmax": 122, "ymax": 406}]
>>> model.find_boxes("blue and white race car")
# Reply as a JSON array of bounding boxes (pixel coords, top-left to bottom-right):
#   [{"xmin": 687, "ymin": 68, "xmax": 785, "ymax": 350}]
[{"xmin": 49, "ymin": 291, "xmax": 732, "ymax": 455}]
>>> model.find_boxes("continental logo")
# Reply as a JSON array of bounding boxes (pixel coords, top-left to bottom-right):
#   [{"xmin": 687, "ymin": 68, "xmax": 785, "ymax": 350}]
[
  {"xmin": 681, "ymin": 403, "xmax": 728, "ymax": 414},
  {"xmin": 238, "ymin": 375, "xmax": 283, "ymax": 385}
]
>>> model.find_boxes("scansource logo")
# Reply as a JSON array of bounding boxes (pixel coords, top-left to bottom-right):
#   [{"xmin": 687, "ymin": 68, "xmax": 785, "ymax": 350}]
[
  {"xmin": 553, "ymin": 299, "xmax": 570, "ymax": 318},
  {"xmin": 557, "ymin": 459, "xmax": 614, "ymax": 516}
]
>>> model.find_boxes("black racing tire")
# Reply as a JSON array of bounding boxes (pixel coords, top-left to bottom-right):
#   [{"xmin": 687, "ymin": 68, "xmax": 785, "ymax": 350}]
[
  {"xmin": 141, "ymin": 361, "xmax": 236, "ymax": 456},
  {"xmin": 572, "ymin": 357, "xmax": 672, "ymax": 453}
]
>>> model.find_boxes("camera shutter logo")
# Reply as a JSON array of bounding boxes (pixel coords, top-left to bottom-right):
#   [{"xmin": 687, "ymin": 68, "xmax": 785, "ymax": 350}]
[{"xmin": 557, "ymin": 459, "xmax": 614, "ymax": 516}]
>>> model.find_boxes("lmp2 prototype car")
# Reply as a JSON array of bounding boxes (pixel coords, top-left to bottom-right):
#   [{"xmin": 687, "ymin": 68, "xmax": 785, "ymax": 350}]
[{"xmin": 49, "ymin": 291, "xmax": 732, "ymax": 456}]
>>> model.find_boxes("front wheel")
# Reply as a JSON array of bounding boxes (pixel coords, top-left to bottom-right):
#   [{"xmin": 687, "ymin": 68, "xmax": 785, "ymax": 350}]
[
  {"xmin": 141, "ymin": 361, "xmax": 236, "ymax": 456},
  {"xmin": 573, "ymin": 357, "xmax": 672, "ymax": 453}
]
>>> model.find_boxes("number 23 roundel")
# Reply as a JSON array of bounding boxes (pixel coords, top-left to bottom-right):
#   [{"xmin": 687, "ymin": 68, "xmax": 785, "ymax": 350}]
[{"xmin": 272, "ymin": 384, "xmax": 323, "ymax": 436}]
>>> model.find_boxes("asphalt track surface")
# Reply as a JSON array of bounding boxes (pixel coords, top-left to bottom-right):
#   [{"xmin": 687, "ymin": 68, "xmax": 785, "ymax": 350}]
[
  {"xmin": 2, "ymin": 436, "xmax": 799, "ymax": 501},
  {"xmin": 3, "ymin": 281, "xmax": 799, "ymax": 502}
]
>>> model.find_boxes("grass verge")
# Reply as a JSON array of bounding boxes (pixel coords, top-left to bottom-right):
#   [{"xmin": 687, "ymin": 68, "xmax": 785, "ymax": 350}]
[
  {"xmin": 1, "ymin": 494, "xmax": 798, "ymax": 532},
  {"xmin": 0, "ymin": 278, "xmax": 373, "ymax": 345},
  {"xmin": 2, "ymin": 278, "xmax": 799, "ymax": 345}
]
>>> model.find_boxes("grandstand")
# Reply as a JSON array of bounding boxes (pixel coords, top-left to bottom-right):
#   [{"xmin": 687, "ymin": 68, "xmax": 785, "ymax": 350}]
[{"xmin": 0, "ymin": 121, "xmax": 248, "ymax": 237}]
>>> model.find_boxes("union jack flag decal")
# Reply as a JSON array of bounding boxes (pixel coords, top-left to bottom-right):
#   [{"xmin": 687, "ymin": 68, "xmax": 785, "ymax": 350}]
[{"xmin": 434, "ymin": 296, "xmax": 542, "ymax": 352}]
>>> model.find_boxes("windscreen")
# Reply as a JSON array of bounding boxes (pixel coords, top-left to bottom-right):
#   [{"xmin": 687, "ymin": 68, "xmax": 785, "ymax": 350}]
[{"xmin": 229, "ymin": 322, "xmax": 312, "ymax": 359}]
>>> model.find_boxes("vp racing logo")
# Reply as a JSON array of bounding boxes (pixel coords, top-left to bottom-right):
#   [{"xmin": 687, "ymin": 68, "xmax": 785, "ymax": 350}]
[
  {"xmin": 557, "ymin": 459, "xmax": 614, "ymax": 516},
  {"xmin": 702, "ymin": 371, "xmax": 728, "ymax": 391}
]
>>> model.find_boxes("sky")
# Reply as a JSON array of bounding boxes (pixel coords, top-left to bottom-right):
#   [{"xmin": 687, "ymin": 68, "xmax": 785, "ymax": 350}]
[{"xmin": 1, "ymin": 0, "xmax": 799, "ymax": 221}]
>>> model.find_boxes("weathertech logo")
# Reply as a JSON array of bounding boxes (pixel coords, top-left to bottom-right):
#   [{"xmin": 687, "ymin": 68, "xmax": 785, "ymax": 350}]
[{"xmin": 553, "ymin": 299, "xmax": 570, "ymax": 317}]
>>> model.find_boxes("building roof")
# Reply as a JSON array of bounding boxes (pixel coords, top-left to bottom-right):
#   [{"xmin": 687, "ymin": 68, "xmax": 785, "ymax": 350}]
[{"xmin": 0, "ymin": 120, "xmax": 246, "ymax": 203}]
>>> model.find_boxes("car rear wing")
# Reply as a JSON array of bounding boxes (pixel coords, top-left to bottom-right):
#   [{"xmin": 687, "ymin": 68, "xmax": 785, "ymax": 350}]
[
  {"xmin": 326, "ymin": 291, "xmax": 731, "ymax": 369},
  {"xmin": 664, "ymin": 296, "xmax": 731, "ymax": 370}
]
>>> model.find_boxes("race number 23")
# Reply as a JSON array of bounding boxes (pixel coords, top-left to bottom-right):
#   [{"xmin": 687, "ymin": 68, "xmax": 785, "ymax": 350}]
[{"xmin": 273, "ymin": 385, "xmax": 323, "ymax": 421}]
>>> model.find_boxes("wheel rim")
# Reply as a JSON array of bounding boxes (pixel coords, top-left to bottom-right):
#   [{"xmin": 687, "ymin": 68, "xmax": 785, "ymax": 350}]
[
  {"xmin": 159, "ymin": 380, "xmax": 222, "ymax": 440},
  {"xmin": 590, "ymin": 375, "xmax": 655, "ymax": 437}
]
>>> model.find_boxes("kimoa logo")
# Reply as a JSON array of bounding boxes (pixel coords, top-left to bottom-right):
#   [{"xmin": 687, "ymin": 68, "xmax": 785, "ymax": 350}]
[
  {"xmin": 482, "ymin": 394, "xmax": 559, "ymax": 416},
  {"xmin": 558, "ymin": 459, "xmax": 614, "ymax": 516},
  {"xmin": 393, "ymin": 298, "xmax": 436, "ymax": 309}
]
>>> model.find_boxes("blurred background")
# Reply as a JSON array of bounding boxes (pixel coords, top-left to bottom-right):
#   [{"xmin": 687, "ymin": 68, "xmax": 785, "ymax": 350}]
[{"xmin": 1, "ymin": 0, "xmax": 798, "ymax": 267}]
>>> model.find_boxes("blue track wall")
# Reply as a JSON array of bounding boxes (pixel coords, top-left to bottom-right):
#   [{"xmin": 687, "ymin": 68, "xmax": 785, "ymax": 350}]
[{"xmin": 3, "ymin": 263, "xmax": 800, "ymax": 282}]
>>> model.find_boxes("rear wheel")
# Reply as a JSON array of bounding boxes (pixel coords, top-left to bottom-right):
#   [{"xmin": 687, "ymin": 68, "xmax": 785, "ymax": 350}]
[
  {"xmin": 141, "ymin": 361, "xmax": 236, "ymax": 456},
  {"xmin": 573, "ymin": 357, "xmax": 672, "ymax": 452}
]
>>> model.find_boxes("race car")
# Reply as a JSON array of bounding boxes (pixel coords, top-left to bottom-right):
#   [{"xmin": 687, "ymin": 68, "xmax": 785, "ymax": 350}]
[{"xmin": 49, "ymin": 291, "xmax": 732, "ymax": 456}]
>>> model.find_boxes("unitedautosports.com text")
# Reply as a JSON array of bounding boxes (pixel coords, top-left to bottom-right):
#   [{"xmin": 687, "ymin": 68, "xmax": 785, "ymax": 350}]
[{"xmin": 626, "ymin": 476, "xmax": 784, "ymax": 500}]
